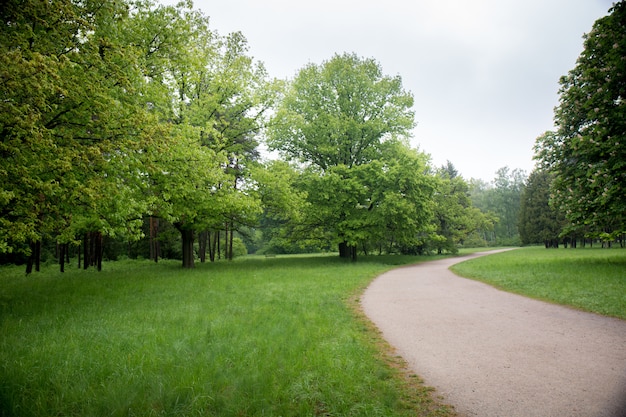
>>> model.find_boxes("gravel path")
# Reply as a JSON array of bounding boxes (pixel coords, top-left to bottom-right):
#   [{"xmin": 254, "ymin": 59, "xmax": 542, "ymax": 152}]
[{"xmin": 361, "ymin": 250, "xmax": 626, "ymax": 417}]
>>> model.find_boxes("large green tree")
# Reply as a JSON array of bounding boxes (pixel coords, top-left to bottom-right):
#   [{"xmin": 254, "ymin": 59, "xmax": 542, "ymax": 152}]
[
  {"xmin": 267, "ymin": 53, "xmax": 421, "ymax": 259},
  {"xmin": 0, "ymin": 0, "xmax": 155, "ymax": 271},
  {"xmin": 535, "ymin": 1, "xmax": 625, "ymax": 241},
  {"xmin": 121, "ymin": 1, "xmax": 273, "ymax": 267},
  {"xmin": 187, "ymin": 31, "xmax": 279, "ymax": 262},
  {"xmin": 0, "ymin": 0, "xmax": 274, "ymax": 270},
  {"xmin": 288, "ymin": 141, "xmax": 435, "ymax": 259}
]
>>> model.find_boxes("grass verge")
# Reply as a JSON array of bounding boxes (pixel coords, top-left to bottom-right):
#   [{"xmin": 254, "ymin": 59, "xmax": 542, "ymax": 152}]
[
  {"xmin": 450, "ymin": 246, "xmax": 626, "ymax": 319},
  {"xmin": 0, "ymin": 254, "xmax": 456, "ymax": 417}
]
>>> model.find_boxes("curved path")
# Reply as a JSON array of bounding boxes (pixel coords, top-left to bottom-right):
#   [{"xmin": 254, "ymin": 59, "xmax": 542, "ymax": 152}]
[{"xmin": 361, "ymin": 250, "xmax": 626, "ymax": 417}]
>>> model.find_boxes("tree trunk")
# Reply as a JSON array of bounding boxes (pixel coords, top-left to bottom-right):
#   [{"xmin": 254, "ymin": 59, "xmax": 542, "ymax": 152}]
[
  {"xmin": 228, "ymin": 224, "xmax": 234, "ymax": 261},
  {"xmin": 338, "ymin": 241, "xmax": 357, "ymax": 261},
  {"xmin": 199, "ymin": 231, "xmax": 208, "ymax": 263},
  {"xmin": 95, "ymin": 232, "xmax": 103, "ymax": 271},
  {"xmin": 224, "ymin": 223, "xmax": 230, "ymax": 260},
  {"xmin": 81, "ymin": 232, "xmax": 104, "ymax": 270},
  {"xmin": 149, "ymin": 216, "xmax": 160, "ymax": 263},
  {"xmin": 177, "ymin": 226, "xmax": 195, "ymax": 269},
  {"xmin": 216, "ymin": 230, "xmax": 221, "ymax": 260},
  {"xmin": 83, "ymin": 233, "xmax": 89, "ymax": 269},
  {"xmin": 34, "ymin": 240, "xmax": 41, "ymax": 272},
  {"xmin": 209, "ymin": 230, "xmax": 218, "ymax": 262},
  {"xmin": 25, "ymin": 240, "xmax": 42, "ymax": 274},
  {"xmin": 25, "ymin": 259, "xmax": 33, "ymax": 275},
  {"xmin": 59, "ymin": 243, "xmax": 66, "ymax": 273}
]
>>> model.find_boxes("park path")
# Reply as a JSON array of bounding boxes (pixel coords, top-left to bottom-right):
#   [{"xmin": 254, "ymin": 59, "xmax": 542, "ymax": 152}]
[{"xmin": 361, "ymin": 250, "xmax": 626, "ymax": 417}]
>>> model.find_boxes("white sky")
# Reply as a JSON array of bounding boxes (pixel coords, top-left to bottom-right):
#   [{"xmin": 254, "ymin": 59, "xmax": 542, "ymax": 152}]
[{"xmin": 183, "ymin": 0, "xmax": 614, "ymax": 181}]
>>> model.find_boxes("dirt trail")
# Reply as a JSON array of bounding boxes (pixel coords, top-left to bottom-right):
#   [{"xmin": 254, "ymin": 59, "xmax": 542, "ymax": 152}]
[{"xmin": 361, "ymin": 250, "xmax": 626, "ymax": 417}]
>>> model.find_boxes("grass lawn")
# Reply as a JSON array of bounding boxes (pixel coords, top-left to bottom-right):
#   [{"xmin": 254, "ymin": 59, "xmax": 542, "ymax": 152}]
[
  {"xmin": 0, "ymin": 254, "xmax": 456, "ymax": 417},
  {"xmin": 451, "ymin": 246, "xmax": 626, "ymax": 320}
]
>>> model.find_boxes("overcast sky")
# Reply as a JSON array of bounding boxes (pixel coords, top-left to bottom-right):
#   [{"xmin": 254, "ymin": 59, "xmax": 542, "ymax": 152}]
[{"xmin": 184, "ymin": 0, "xmax": 614, "ymax": 181}]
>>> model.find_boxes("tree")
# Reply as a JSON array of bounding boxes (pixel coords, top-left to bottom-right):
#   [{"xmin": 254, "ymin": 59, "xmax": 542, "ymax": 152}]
[
  {"xmin": 146, "ymin": 126, "xmax": 232, "ymax": 269},
  {"xmin": 429, "ymin": 162, "xmax": 493, "ymax": 254},
  {"xmin": 491, "ymin": 167, "xmax": 527, "ymax": 244},
  {"xmin": 127, "ymin": 1, "xmax": 271, "ymax": 267},
  {"xmin": 518, "ymin": 169, "xmax": 565, "ymax": 247},
  {"xmin": 535, "ymin": 2, "xmax": 626, "ymax": 241},
  {"xmin": 268, "ymin": 139, "xmax": 435, "ymax": 259},
  {"xmin": 468, "ymin": 178, "xmax": 498, "ymax": 245},
  {"xmin": 267, "ymin": 53, "xmax": 417, "ymax": 259},
  {"xmin": 364, "ymin": 142, "xmax": 435, "ymax": 255},
  {"xmin": 1, "ymin": 0, "xmax": 277, "ymax": 269},
  {"xmin": 188, "ymin": 31, "xmax": 279, "ymax": 262},
  {"xmin": 0, "ymin": 0, "xmax": 88, "ymax": 263},
  {"xmin": 251, "ymin": 161, "xmax": 311, "ymax": 254},
  {"xmin": 0, "ymin": 0, "xmax": 156, "ymax": 272}
]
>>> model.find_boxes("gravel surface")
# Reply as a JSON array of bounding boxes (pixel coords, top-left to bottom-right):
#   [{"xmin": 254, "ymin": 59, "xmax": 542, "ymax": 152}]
[{"xmin": 361, "ymin": 250, "xmax": 626, "ymax": 417}]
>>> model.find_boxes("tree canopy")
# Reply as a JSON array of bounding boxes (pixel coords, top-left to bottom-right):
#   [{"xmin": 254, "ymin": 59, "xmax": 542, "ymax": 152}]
[
  {"xmin": 534, "ymin": 1, "xmax": 625, "ymax": 241},
  {"xmin": 267, "ymin": 53, "xmax": 415, "ymax": 171},
  {"xmin": 267, "ymin": 53, "xmax": 433, "ymax": 259},
  {"xmin": 0, "ymin": 0, "xmax": 276, "ymax": 269},
  {"xmin": 1, "ymin": 0, "xmax": 523, "ymax": 269}
]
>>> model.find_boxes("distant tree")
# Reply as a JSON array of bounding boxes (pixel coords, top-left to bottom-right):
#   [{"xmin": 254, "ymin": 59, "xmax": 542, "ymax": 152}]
[
  {"xmin": 251, "ymin": 161, "xmax": 312, "ymax": 254},
  {"xmin": 468, "ymin": 168, "xmax": 525, "ymax": 245},
  {"xmin": 535, "ymin": 2, "xmax": 626, "ymax": 242},
  {"xmin": 429, "ymin": 163, "xmax": 495, "ymax": 254},
  {"xmin": 491, "ymin": 167, "xmax": 527, "ymax": 244},
  {"xmin": 440, "ymin": 160, "xmax": 459, "ymax": 179},
  {"xmin": 468, "ymin": 179, "xmax": 496, "ymax": 244},
  {"xmin": 518, "ymin": 169, "xmax": 565, "ymax": 247}
]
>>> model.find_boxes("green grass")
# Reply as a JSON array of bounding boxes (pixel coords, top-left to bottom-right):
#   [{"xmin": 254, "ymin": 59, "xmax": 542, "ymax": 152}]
[
  {"xmin": 451, "ymin": 247, "xmax": 626, "ymax": 319},
  {"xmin": 0, "ymin": 255, "xmax": 456, "ymax": 417}
]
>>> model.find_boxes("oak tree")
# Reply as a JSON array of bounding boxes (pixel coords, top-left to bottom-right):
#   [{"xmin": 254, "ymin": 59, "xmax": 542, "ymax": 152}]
[{"xmin": 267, "ymin": 53, "xmax": 417, "ymax": 258}]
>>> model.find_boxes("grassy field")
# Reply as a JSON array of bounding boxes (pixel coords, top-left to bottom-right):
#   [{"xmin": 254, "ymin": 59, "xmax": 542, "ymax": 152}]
[
  {"xmin": 0, "ymin": 254, "xmax": 456, "ymax": 417},
  {"xmin": 451, "ymin": 247, "xmax": 626, "ymax": 320}
]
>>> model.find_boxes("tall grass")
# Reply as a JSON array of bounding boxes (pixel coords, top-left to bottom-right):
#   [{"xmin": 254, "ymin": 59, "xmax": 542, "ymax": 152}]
[
  {"xmin": 451, "ymin": 247, "xmax": 626, "ymax": 319},
  {"xmin": 0, "ymin": 255, "xmax": 454, "ymax": 417}
]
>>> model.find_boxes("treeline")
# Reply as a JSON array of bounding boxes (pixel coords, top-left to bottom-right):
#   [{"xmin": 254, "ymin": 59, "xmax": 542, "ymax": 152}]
[
  {"xmin": 4, "ymin": 0, "xmax": 621, "ymax": 272},
  {"xmin": 2, "ymin": 0, "xmax": 278, "ymax": 270},
  {"xmin": 0, "ymin": 0, "xmax": 524, "ymax": 272}
]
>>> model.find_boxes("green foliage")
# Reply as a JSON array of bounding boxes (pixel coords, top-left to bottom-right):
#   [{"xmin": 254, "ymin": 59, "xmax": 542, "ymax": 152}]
[
  {"xmin": 534, "ymin": 2, "xmax": 626, "ymax": 239},
  {"xmin": 491, "ymin": 167, "xmax": 526, "ymax": 242},
  {"xmin": 518, "ymin": 169, "xmax": 565, "ymax": 246},
  {"xmin": 266, "ymin": 54, "xmax": 438, "ymax": 258},
  {"xmin": 451, "ymin": 247, "xmax": 626, "ymax": 319},
  {"xmin": 0, "ymin": 0, "xmax": 171, "ymax": 260},
  {"xmin": 429, "ymin": 163, "xmax": 495, "ymax": 254},
  {"xmin": 2, "ymin": 0, "xmax": 533, "ymax": 267},
  {"xmin": 469, "ymin": 167, "xmax": 525, "ymax": 245},
  {"xmin": 0, "ymin": 0, "xmax": 274, "ymax": 269},
  {"xmin": 268, "ymin": 52, "xmax": 415, "ymax": 170},
  {"xmin": 0, "ymin": 257, "xmax": 455, "ymax": 416}
]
